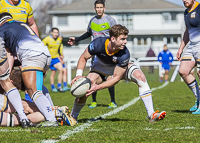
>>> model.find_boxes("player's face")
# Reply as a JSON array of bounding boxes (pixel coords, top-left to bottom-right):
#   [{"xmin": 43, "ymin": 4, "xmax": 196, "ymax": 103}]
[
  {"xmin": 182, "ymin": 0, "xmax": 195, "ymax": 8},
  {"xmin": 114, "ymin": 35, "xmax": 128, "ymax": 50},
  {"xmin": 95, "ymin": 4, "xmax": 105, "ymax": 17},
  {"xmin": 163, "ymin": 45, "xmax": 168, "ymax": 51},
  {"xmin": 51, "ymin": 29, "xmax": 59, "ymax": 39}
]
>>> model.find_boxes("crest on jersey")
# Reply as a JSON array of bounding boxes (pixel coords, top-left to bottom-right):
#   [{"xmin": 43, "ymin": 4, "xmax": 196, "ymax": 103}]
[
  {"xmin": 89, "ymin": 41, "xmax": 94, "ymax": 51},
  {"xmin": 191, "ymin": 12, "xmax": 196, "ymax": 18},
  {"xmin": 20, "ymin": 10, "xmax": 27, "ymax": 14},
  {"xmin": 112, "ymin": 56, "xmax": 117, "ymax": 63},
  {"xmin": 101, "ymin": 25, "xmax": 106, "ymax": 28}
]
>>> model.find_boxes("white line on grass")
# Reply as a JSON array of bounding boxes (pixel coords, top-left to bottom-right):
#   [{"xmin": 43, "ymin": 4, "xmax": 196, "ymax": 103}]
[
  {"xmin": 144, "ymin": 126, "xmax": 196, "ymax": 131},
  {"xmin": 42, "ymin": 82, "xmax": 169, "ymax": 143}
]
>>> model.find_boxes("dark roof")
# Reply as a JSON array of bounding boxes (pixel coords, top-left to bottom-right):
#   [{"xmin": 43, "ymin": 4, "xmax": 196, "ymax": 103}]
[{"xmin": 48, "ymin": 0, "xmax": 184, "ymax": 14}]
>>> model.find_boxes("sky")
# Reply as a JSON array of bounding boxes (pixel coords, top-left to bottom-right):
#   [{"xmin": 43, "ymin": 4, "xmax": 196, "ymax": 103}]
[{"xmin": 165, "ymin": 0, "xmax": 200, "ymax": 7}]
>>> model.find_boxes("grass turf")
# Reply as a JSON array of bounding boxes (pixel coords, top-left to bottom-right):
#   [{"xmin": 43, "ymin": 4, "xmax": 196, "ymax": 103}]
[{"xmin": 1, "ymin": 67, "xmax": 200, "ymax": 143}]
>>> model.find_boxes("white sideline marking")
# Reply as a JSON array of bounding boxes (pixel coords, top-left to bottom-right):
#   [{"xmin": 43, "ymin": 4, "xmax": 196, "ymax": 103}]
[
  {"xmin": 42, "ymin": 82, "xmax": 169, "ymax": 143},
  {"xmin": 0, "ymin": 129, "xmax": 31, "ymax": 132},
  {"xmin": 145, "ymin": 126, "xmax": 196, "ymax": 131}
]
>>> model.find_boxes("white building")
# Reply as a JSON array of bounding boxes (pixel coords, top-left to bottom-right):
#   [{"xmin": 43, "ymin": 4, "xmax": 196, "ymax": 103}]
[{"xmin": 48, "ymin": 0, "xmax": 185, "ymax": 60}]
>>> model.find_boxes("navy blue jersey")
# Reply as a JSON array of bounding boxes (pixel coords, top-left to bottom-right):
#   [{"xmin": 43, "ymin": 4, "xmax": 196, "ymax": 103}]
[
  {"xmin": 184, "ymin": 2, "xmax": 200, "ymax": 43},
  {"xmin": 0, "ymin": 20, "xmax": 40, "ymax": 56},
  {"xmin": 88, "ymin": 37, "xmax": 130, "ymax": 67}
]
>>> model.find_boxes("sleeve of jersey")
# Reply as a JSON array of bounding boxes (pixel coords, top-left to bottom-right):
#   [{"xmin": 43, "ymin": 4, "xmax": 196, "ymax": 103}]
[
  {"xmin": 111, "ymin": 18, "xmax": 117, "ymax": 26},
  {"xmin": 87, "ymin": 41, "xmax": 96, "ymax": 56},
  {"xmin": 169, "ymin": 52, "xmax": 174, "ymax": 63},
  {"xmin": 42, "ymin": 38, "xmax": 47, "ymax": 46},
  {"xmin": 158, "ymin": 53, "xmax": 162, "ymax": 62},
  {"xmin": 117, "ymin": 48, "xmax": 130, "ymax": 67},
  {"xmin": 27, "ymin": 3, "xmax": 33, "ymax": 19}
]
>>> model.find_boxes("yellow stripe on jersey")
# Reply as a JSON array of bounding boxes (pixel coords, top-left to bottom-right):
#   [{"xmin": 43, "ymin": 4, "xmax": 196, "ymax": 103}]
[
  {"xmin": 42, "ymin": 36, "xmax": 62, "ymax": 58},
  {"xmin": 0, "ymin": 0, "xmax": 33, "ymax": 23},
  {"xmin": 188, "ymin": 2, "xmax": 199, "ymax": 13},
  {"xmin": 105, "ymin": 39, "xmax": 119, "ymax": 56}
]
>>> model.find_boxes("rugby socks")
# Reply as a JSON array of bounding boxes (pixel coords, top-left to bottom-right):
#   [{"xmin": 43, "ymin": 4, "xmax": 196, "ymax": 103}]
[
  {"xmin": 188, "ymin": 80, "xmax": 199, "ymax": 101},
  {"xmin": 57, "ymin": 83, "xmax": 62, "ymax": 89},
  {"xmin": 71, "ymin": 101, "xmax": 85, "ymax": 120},
  {"xmin": 32, "ymin": 90, "xmax": 56, "ymax": 122},
  {"xmin": 6, "ymin": 88, "xmax": 28, "ymax": 121},
  {"xmin": 63, "ymin": 82, "xmax": 67, "ymax": 87},
  {"xmin": 139, "ymin": 89, "xmax": 154, "ymax": 117},
  {"xmin": 42, "ymin": 85, "xmax": 54, "ymax": 107},
  {"xmin": 51, "ymin": 84, "xmax": 55, "ymax": 89},
  {"xmin": 108, "ymin": 86, "xmax": 115, "ymax": 103},
  {"xmin": 92, "ymin": 92, "xmax": 97, "ymax": 102}
]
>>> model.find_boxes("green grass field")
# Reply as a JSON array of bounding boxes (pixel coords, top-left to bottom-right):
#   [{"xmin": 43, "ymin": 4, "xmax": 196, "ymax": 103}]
[{"xmin": 2, "ymin": 67, "xmax": 200, "ymax": 143}]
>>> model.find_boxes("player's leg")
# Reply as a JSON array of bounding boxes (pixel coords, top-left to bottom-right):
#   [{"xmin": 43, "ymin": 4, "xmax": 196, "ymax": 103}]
[
  {"xmin": 50, "ymin": 70, "xmax": 57, "ymax": 92},
  {"xmin": 159, "ymin": 66, "xmax": 165, "ymax": 82},
  {"xmin": 164, "ymin": 70, "xmax": 169, "ymax": 82},
  {"xmin": 107, "ymin": 84, "xmax": 117, "ymax": 108},
  {"xmin": 21, "ymin": 54, "xmax": 58, "ymax": 127},
  {"xmin": 22, "ymin": 70, "xmax": 57, "ymax": 124},
  {"xmin": 0, "ymin": 54, "xmax": 32, "ymax": 127},
  {"xmin": 123, "ymin": 63, "xmax": 166, "ymax": 122},
  {"xmin": 62, "ymin": 65, "xmax": 70, "ymax": 91},
  {"xmin": 179, "ymin": 48, "xmax": 199, "ymax": 113},
  {"xmin": 0, "ymin": 112, "xmax": 20, "ymax": 127},
  {"xmin": 89, "ymin": 92, "xmax": 98, "ymax": 108},
  {"xmin": 71, "ymin": 72, "xmax": 103, "ymax": 120},
  {"xmin": 53, "ymin": 61, "xmax": 64, "ymax": 92}
]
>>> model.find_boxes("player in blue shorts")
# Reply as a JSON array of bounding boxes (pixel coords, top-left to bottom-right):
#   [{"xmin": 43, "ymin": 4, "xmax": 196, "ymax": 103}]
[
  {"xmin": 70, "ymin": 24, "xmax": 166, "ymax": 122},
  {"xmin": 158, "ymin": 44, "xmax": 173, "ymax": 82},
  {"xmin": 177, "ymin": 0, "xmax": 200, "ymax": 114}
]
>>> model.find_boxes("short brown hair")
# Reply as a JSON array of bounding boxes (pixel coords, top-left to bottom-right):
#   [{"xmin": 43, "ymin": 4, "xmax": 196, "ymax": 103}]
[
  {"xmin": 10, "ymin": 67, "xmax": 25, "ymax": 91},
  {"xmin": 109, "ymin": 24, "xmax": 129, "ymax": 39}
]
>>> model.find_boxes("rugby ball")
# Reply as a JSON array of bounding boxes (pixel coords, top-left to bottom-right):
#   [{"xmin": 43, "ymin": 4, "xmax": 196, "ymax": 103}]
[{"xmin": 70, "ymin": 77, "xmax": 92, "ymax": 97}]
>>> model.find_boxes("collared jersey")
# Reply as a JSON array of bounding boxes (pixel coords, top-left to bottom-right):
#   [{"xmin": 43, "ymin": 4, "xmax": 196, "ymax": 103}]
[
  {"xmin": 42, "ymin": 36, "xmax": 62, "ymax": 58},
  {"xmin": 0, "ymin": 0, "xmax": 33, "ymax": 23},
  {"xmin": 0, "ymin": 20, "xmax": 50, "ymax": 59},
  {"xmin": 87, "ymin": 14, "xmax": 117, "ymax": 40},
  {"xmin": 184, "ymin": 2, "xmax": 200, "ymax": 43},
  {"xmin": 88, "ymin": 37, "xmax": 130, "ymax": 67}
]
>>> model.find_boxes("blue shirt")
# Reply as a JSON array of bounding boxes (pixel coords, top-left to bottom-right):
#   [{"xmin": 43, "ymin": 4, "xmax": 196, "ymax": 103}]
[{"xmin": 158, "ymin": 50, "xmax": 173, "ymax": 65}]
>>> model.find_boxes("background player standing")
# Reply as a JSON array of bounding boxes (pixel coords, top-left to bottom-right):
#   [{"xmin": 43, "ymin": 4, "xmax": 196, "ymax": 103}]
[{"xmin": 158, "ymin": 44, "xmax": 173, "ymax": 82}]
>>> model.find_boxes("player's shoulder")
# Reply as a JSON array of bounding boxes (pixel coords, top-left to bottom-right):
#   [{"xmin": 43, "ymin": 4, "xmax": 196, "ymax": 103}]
[
  {"xmin": 20, "ymin": 0, "xmax": 31, "ymax": 8},
  {"xmin": 93, "ymin": 37, "xmax": 108, "ymax": 45}
]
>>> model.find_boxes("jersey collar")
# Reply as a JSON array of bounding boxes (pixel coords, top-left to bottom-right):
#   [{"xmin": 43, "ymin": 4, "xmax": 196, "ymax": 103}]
[
  {"xmin": 188, "ymin": 2, "xmax": 199, "ymax": 13},
  {"xmin": 105, "ymin": 39, "xmax": 120, "ymax": 56}
]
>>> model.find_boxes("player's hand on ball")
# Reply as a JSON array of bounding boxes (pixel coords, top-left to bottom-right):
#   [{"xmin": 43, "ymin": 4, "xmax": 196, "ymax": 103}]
[
  {"xmin": 86, "ymin": 83, "xmax": 99, "ymax": 97},
  {"xmin": 71, "ymin": 76, "xmax": 84, "ymax": 85}
]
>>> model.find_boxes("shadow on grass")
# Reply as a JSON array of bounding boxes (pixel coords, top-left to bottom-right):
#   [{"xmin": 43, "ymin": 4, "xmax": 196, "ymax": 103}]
[
  {"xmin": 86, "ymin": 104, "xmax": 123, "ymax": 107},
  {"xmin": 78, "ymin": 117, "xmax": 139, "ymax": 123},
  {"xmin": 171, "ymin": 110, "xmax": 191, "ymax": 113}
]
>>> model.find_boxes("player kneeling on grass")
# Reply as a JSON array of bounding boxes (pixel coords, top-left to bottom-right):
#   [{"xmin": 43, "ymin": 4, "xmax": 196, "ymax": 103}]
[
  {"xmin": 71, "ymin": 24, "xmax": 166, "ymax": 122},
  {"xmin": 0, "ymin": 67, "xmax": 77, "ymax": 127}
]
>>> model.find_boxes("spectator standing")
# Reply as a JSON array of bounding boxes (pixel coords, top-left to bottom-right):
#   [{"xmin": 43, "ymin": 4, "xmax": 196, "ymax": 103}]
[{"xmin": 146, "ymin": 47, "xmax": 156, "ymax": 74}]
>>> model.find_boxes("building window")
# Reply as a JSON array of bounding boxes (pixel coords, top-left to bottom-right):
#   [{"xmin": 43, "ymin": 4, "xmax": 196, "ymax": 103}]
[
  {"xmin": 58, "ymin": 16, "xmax": 68, "ymax": 26},
  {"xmin": 162, "ymin": 12, "xmax": 177, "ymax": 22},
  {"xmin": 117, "ymin": 14, "xmax": 133, "ymax": 30}
]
